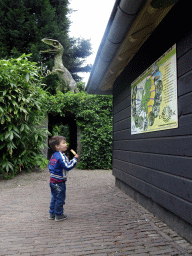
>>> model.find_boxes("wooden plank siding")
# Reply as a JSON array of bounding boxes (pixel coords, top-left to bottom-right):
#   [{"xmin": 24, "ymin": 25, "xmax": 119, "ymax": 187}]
[{"xmin": 112, "ymin": 2, "xmax": 192, "ymax": 225}]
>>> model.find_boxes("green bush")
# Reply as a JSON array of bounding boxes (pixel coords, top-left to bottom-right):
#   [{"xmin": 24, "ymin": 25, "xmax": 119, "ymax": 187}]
[
  {"xmin": 44, "ymin": 91, "xmax": 113, "ymax": 169},
  {"xmin": 0, "ymin": 54, "xmax": 49, "ymax": 178}
]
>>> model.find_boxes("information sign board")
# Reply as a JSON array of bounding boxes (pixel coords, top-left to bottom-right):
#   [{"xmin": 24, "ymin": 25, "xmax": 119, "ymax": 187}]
[{"xmin": 131, "ymin": 44, "xmax": 178, "ymax": 134}]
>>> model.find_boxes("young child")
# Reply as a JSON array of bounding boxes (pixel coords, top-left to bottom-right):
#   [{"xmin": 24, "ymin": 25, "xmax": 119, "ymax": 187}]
[{"xmin": 48, "ymin": 136, "xmax": 78, "ymax": 221}]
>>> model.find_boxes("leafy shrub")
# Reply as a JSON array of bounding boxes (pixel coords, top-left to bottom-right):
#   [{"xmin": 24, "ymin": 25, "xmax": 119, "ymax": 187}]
[
  {"xmin": 44, "ymin": 91, "xmax": 113, "ymax": 169},
  {"xmin": 0, "ymin": 54, "xmax": 49, "ymax": 178}
]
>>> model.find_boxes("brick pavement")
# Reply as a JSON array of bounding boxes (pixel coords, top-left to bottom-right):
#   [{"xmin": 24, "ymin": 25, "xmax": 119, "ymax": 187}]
[{"xmin": 0, "ymin": 168, "xmax": 192, "ymax": 256}]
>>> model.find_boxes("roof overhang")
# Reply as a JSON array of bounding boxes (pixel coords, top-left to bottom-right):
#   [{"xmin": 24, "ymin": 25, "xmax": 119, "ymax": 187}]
[{"xmin": 86, "ymin": 0, "xmax": 179, "ymax": 94}]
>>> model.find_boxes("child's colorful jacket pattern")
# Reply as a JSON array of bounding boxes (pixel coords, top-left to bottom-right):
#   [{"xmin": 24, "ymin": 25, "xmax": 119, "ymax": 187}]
[{"xmin": 49, "ymin": 151, "xmax": 77, "ymax": 183}]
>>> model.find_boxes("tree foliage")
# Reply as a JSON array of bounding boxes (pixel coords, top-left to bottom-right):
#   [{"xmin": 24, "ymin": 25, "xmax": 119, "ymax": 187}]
[
  {"xmin": 0, "ymin": 0, "xmax": 92, "ymax": 80},
  {"xmin": 0, "ymin": 54, "xmax": 49, "ymax": 178},
  {"xmin": 44, "ymin": 91, "xmax": 113, "ymax": 169}
]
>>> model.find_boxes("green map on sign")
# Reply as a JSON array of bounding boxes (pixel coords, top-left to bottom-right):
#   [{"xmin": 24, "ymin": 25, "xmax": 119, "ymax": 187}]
[{"xmin": 141, "ymin": 78, "xmax": 152, "ymax": 113}]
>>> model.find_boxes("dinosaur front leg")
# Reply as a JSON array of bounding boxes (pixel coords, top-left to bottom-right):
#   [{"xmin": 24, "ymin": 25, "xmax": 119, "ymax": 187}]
[{"xmin": 47, "ymin": 70, "xmax": 52, "ymax": 75}]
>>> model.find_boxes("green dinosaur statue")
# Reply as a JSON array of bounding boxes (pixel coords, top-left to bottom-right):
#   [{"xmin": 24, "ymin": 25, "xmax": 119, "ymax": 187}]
[{"xmin": 41, "ymin": 38, "xmax": 78, "ymax": 93}]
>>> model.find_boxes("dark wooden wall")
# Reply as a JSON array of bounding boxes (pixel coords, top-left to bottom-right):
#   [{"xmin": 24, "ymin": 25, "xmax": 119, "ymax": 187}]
[{"xmin": 113, "ymin": 0, "xmax": 192, "ymax": 225}]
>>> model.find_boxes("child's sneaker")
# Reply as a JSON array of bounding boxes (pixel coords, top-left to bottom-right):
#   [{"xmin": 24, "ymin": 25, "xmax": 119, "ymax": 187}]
[
  {"xmin": 55, "ymin": 214, "xmax": 68, "ymax": 221},
  {"xmin": 48, "ymin": 213, "xmax": 55, "ymax": 220}
]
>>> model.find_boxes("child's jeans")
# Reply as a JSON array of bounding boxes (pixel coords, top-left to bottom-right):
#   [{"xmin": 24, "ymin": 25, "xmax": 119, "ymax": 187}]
[{"xmin": 49, "ymin": 182, "xmax": 66, "ymax": 216}]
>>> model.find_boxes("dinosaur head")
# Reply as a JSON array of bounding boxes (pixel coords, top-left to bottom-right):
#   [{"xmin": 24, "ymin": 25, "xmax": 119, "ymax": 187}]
[{"xmin": 41, "ymin": 38, "xmax": 63, "ymax": 54}]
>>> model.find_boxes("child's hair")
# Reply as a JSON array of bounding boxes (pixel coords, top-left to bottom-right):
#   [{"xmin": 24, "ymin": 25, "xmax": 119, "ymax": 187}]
[{"xmin": 49, "ymin": 136, "xmax": 66, "ymax": 151}]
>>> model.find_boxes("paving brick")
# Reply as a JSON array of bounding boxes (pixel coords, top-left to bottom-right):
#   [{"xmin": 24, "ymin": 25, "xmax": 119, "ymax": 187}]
[
  {"xmin": 0, "ymin": 168, "xmax": 191, "ymax": 256},
  {"xmin": 14, "ymin": 254, "xmax": 31, "ymax": 256}
]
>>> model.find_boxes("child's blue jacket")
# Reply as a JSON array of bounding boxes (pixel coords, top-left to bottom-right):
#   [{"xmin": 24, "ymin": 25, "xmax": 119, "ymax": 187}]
[{"xmin": 49, "ymin": 151, "xmax": 77, "ymax": 182}]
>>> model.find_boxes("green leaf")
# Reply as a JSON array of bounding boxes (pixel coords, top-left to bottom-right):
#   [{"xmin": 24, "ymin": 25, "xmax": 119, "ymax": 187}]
[
  {"xmin": 35, "ymin": 134, "xmax": 38, "ymax": 142},
  {"xmin": 9, "ymin": 131, "xmax": 14, "ymax": 140},
  {"xmin": 26, "ymin": 73, "xmax": 29, "ymax": 82},
  {"xmin": 2, "ymin": 161, "xmax": 14, "ymax": 173},
  {"xmin": 24, "ymin": 124, "xmax": 30, "ymax": 131},
  {"xmin": 20, "ymin": 107, "xmax": 28, "ymax": 114},
  {"xmin": 13, "ymin": 131, "xmax": 20, "ymax": 138},
  {"xmin": 13, "ymin": 126, "xmax": 19, "ymax": 133},
  {"xmin": 1, "ymin": 115, "xmax": 5, "ymax": 124},
  {"xmin": 12, "ymin": 100, "xmax": 18, "ymax": 107},
  {"xmin": 20, "ymin": 124, "xmax": 25, "ymax": 132},
  {"xmin": 5, "ymin": 132, "xmax": 10, "ymax": 139}
]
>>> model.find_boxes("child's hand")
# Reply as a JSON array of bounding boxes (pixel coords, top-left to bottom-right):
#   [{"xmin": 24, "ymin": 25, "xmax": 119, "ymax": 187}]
[{"xmin": 75, "ymin": 154, "xmax": 79, "ymax": 159}]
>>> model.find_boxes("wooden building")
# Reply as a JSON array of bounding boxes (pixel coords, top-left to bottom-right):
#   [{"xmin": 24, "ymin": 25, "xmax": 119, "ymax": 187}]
[{"xmin": 86, "ymin": 0, "xmax": 192, "ymax": 242}]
